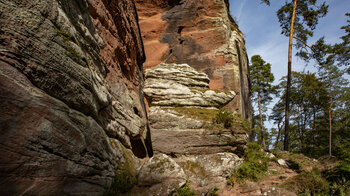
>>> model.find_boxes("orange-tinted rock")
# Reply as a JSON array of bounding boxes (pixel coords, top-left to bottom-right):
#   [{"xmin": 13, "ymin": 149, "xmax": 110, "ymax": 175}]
[
  {"xmin": 136, "ymin": 0, "xmax": 251, "ymax": 119},
  {"xmin": 0, "ymin": 0, "xmax": 151, "ymax": 194}
]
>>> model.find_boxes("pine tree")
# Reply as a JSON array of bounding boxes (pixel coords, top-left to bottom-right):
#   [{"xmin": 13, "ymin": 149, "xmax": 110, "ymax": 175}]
[
  {"xmin": 334, "ymin": 13, "xmax": 350, "ymax": 71},
  {"xmin": 271, "ymin": 72, "xmax": 328, "ymax": 154},
  {"xmin": 262, "ymin": 0, "xmax": 328, "ymax": 151},
  {"xmin": 299, "ymin": 12, "xmax": 350, "ymax": 157},
  {"xmin": 250, "ymin": 55, "xmax": 275, "ymax": 150}
]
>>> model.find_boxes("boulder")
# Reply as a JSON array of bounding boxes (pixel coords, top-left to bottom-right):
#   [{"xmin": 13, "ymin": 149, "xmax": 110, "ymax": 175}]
[
  {"xmin": 277, "ymin": 159, "xmax": 289, "ymax": 167},
  {"xmin": 137, "ymin": 154, "xmax": 187, "ymax": 196},
  {"xmin": 174, "ymin": 153, "xmax": 243, "ymax": 194}
]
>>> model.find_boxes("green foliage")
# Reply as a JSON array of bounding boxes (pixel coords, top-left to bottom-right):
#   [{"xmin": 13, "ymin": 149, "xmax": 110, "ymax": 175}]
[
  {"xmin": 208, "ymin": 186, "xmax": 220, "ymax": 196},
  {"xmin": 230, "ymin": 143, "xmax": 269, "ymax": 182},
  {"xmin": 306, "ymin": 13, "xmax": 350, "ymax": 72},
  {"xmin": 264, "ymin": 0, "xmax": 328, "ymax": 151},
  {"xmin": 176, "ymin": 182, "xmax": 195, "ymax": 196},
  {"xmin": 286, "ymin": 167, "xmax": 330, "ymax": 195},
  {"xmin": 323, "ymin": 158, "xmax": 350, "ymax": 195},
  {"xmin": 215, "ymin": 108, "xmax": 234, "ymax": 128},
  {"xmin": 250, "ymin": 55, "xmax": 275, "ymax": 103},
  {"xmin": 270, "ymin": 71, "xmax": 331, "ymax": 154},
  {"xmin": 276, "ymin": 0, "xmax": 328, "ymax": 52},
  {"xmin": 250, "ymin": 55, "xmax": 275, "ymax": 147}
]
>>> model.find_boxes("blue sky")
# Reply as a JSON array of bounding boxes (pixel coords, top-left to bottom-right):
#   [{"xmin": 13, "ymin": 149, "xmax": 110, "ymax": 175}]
[{"xmin": 229, "ymin": 0, "xmax": 350, "ymax": 129}]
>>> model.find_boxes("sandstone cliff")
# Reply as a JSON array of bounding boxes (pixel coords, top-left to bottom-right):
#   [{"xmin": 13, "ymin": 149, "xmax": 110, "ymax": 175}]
[
  {"xmin": 133, "ymin": 1, "xmax": 251, "ymax": 194},
  {"xmin": 0, "ymin": 0, "xmax": 251, "ymax": 195},
  {"xmin": 136, "ymin": 0, "xmax": 251, "ymax": 119},
  {"xmin": 0, "ymin": 0, "xmax": 151, "ymax": 194}
]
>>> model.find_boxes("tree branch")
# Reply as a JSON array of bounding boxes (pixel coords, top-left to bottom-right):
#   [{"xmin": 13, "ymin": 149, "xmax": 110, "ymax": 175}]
[{"xmin": 293, "ymin": 36, "xmax": 314, "ymax": 51}]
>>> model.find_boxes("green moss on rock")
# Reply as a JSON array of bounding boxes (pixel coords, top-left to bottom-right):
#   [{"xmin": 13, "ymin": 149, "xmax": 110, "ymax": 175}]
[
  {"xmin": 104, "ymin": 139, "xmax": 138, "ymax": 195},
  {"xmin": 53, "ymin": 25, "xmax": 75, "ymax": 43},
  {"xmin": 179, "ymin": 160, "xmax": 207, "ymax": 177},
  {"xmin": 170, "ymin": 107, "xmax": 218, "ymax": 122}
]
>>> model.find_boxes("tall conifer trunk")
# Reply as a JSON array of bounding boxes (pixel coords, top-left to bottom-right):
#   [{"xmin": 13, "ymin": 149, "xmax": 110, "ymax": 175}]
[
  {"xmin": 329, "ymin": 90, "xmax": 333, "ymax": 157},
  {"xmin": 284, "ymin": 0, "xmax": 297, "ymax": 151},
  {"xmin": 258, "ymin": 92, "xmax": 266, "ymax": 150}
]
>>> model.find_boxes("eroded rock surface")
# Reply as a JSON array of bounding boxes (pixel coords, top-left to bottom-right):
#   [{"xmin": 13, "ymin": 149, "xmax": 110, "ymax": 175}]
[
  {"xmin": 144, "ymin": 64, "xmax": 248, "ymax": 156},
  {"xmin": 0, "ymin": 0, "xmax": 151, "ymax": 194},
  {"xmin": 136, "ymin": 0, "xmax": 251, "ymax": 118},
  {"xmin": 136, "ymin": 154, "xmax": 187, "ymax": 196},
  {"xmin": 144, "ymin": 63, "xmax": 236, "ymax": 107},
  {"xmin": 141, "ymin": 59, "xmax": 248, "ymax": 195},
  {"xmin": 176, "ymin": 153, "xmax": 243, "ymax": 194}
]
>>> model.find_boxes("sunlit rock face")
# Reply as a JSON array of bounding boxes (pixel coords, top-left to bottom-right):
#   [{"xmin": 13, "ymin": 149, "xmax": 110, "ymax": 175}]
[
  {"xmin": 0, "ymin": 0, "xmax": 253, "ymax": 195},
  {"xmin": 143, "ymin": 63, "xmax": 248, "ymax": 157},
  {"xmin": 0, "ymin": 0, "xmax": 152, "ymax": 194},
  {"xmin": 136, "ymin": 0, "xmax": 251, "ymax": 119},
  {"xmin": 144, "ymin": 63, "xmax": 236, "ymax": 108},
  {"xmin": 135, "ymin": 1, "xmax": 250, "ymax": 194}
]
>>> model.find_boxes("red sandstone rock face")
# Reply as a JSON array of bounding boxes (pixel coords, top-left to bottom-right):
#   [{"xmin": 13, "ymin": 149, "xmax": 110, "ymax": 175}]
[
  {"xmin": 0, "ymin": 0, "xmax": 151, "ymax": 194},
  {"xmin": 136, "ymin": 0, "xmax": 251, "ymax": 118}
]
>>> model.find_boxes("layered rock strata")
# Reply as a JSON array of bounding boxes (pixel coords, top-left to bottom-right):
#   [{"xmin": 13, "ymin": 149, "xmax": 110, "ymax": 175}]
[
  {"xmin": 144, "ymin": 63, "xmax": 236, "ymax": 107},
  {"xmin": 140, "ymin": 63, "xmax": 248, "ymax": 195},
  {"xmin": 144, "ymin": 63, "xmax": 248, "ymax": 156},
  {"xmin": 136, "ymin": 0, "xmax": 251, "ymax": 119},
  {"xmin": 0, "ymin": 0, "xmax": 151, "ymax": 194}
]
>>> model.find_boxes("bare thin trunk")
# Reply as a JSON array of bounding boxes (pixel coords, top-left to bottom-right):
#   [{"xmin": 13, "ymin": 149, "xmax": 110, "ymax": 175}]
[
  {"xmin": 297, "ymin": 106, "xmax": 301, "ymax": 149},
  {"xmin": 301, "ymin": 108, "xmax": 307, "ymax": 150},
  {"xmin": 258, "ymin": 92, "xmax": 266, "ymax": 150},
  {"xmin": 275, "ymin": 115, "xmax": 285, "ymax": 149},
  {"xmin": 284, "ymin": 0, "xmax": 297, "ymax": 151},
  {"xmin": 312, "ymin": 108, "xmax": 316, "ymax": 152},
  {"xmin": 250, "ymin": 119, "xmax": 256, "ymax": 142},
  {"xmin": 329, "ymin": 91, "xmax": 333, "ymax": 157}
]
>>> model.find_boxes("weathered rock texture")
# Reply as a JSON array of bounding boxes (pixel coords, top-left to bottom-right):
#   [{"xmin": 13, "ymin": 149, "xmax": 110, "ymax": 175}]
[
  {"xmin": 144, "ymin": 63, "xmax": 236, "ymax": 107},
  {"xmin": 141, "ymin": 63, "xmax": 248, "ymax": 195},
  {"xmin": 136, "ymin": 0, "xmax": 251, "ymax": 119},
  {"xmin": 0, "ymin": 0, "xmax": 151, "ymax": 194},
  {"xmin": 137, "ymin": 154, "xmax": 187, "ymax": 195},
  {"xmin": 131, "ymin": 153, "xmax": 243, "ymax": 195},
  {"xmin": 144, "ymin": 64, "xmax": 249, "ymax": 156},
  {"xmin": 175, "ymin": 153, "xmax": 243, "ymax": 194}
]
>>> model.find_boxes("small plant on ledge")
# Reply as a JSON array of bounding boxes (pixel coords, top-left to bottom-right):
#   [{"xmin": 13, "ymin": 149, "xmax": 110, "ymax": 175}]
[{"xmin": 214, "ymin": 108, "xmax": 234, "ymax": 128}]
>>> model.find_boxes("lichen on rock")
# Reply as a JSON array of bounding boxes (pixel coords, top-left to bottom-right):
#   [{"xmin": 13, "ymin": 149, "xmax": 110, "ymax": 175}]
[
  {"xmin": 0, "ymin": 0, "xmax": 151, "ymax": 195},
  {"xmin": 137, "ymin": 154, "xmax": 187, "ymax": 196},
  {"xmin": 144, "ymin": 63, "xmax": 236, "ymax": 108}
]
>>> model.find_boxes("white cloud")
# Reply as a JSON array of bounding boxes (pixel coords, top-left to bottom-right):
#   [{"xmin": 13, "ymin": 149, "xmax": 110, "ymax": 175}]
[{"xmin": 236, "ymin": 0, "xmax": 247, "ymax": 23}]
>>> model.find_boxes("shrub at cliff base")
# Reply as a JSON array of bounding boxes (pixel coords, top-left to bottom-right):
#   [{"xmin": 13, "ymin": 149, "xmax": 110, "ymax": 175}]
[
  {"xmin": 229, "ymin": 143, "xmax": 269, "ymax": 183},
  {"xmin": 285, "ymin": 167, "xmax": 329, "ymax": 195},
  {"xmin": 323, "ymin": 160, "xmax": 350, "ymax": 195}
]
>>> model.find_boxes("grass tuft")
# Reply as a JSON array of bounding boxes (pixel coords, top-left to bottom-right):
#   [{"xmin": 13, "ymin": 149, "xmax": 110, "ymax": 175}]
[
  {"xmin": 177, "ymin": 181, "xmax": 195, "ymax": 196},
  {"xmin": 228, "ymin": 143, "xmax": 269, "ymax": 183}
]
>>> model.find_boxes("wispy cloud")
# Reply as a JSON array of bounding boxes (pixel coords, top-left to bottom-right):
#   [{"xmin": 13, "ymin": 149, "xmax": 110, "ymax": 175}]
[{"xmin": 236, "ymin": 0, "xmax": 247, "ymax": 24}]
